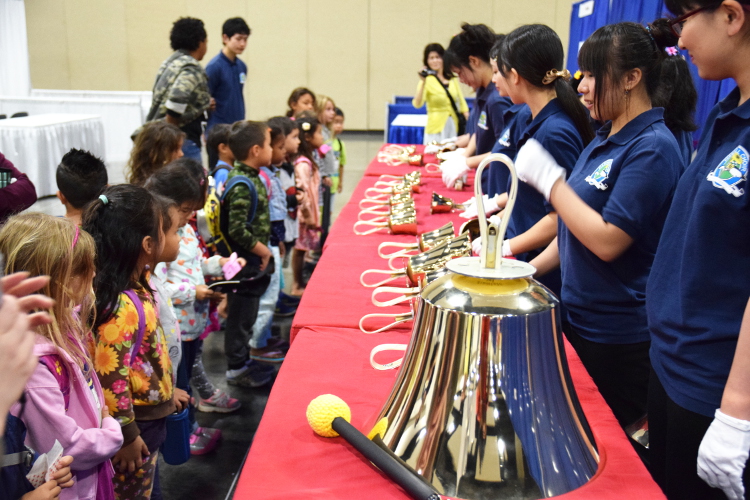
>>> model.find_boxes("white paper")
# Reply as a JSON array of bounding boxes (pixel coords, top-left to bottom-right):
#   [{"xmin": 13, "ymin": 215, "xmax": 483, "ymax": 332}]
[
  {"xmin": 25, "ymin": 440, "xmax": 64, "ymax": 488},
  {"xmin": 578, "ymin": 0, "xmax": 595, "ymax": 18}
]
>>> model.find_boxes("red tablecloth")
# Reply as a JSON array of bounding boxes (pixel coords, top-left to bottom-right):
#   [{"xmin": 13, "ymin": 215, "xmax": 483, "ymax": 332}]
[
  {"xmin": 235, "ymin": 326, "xmax": 665, "ymax": 500},
  {"xmin": 363, "ymin": 144, "xmax": 440, "ymax": 177}
]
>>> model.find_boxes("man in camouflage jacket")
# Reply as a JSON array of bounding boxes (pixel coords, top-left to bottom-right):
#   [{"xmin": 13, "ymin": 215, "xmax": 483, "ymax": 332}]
[{"xmin": 146, "ymin": 17, "xmax": 212, "ymax": 160}]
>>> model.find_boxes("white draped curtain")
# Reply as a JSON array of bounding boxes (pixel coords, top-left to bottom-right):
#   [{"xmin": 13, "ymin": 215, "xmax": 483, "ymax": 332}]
[{"xmin": 0, "ymin": 0, "xmax": 31, "ymax": 97}]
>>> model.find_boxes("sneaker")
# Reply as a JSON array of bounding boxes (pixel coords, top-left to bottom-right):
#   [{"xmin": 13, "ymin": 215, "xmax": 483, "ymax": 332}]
[
  {"xmin": 197, "ymin": 389, "xmax": 241, "ymax": 413},
  {"xmin": 226, "ymin": 362, "xmax": 274, "ymax": 388},
  {"xmin": 275, "ymin": 292, "xmax": 300, "ymax": 317},
  {"xmin": 249, "ymin": 346, "xmax": 285, "ymax": 364},
  {"xmin": 266, "ymin": 337, "xmax": 290, "ymax": 352},
  {"xmin": 190, "ymin": 427, "xmax": 222, "ymax": 455}
]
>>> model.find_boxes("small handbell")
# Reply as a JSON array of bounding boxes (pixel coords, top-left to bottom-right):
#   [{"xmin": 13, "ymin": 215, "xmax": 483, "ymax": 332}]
[
  {"xmin": 353, "ymin": 212, "xmax": 418, "ymax": 236},
  {"xmin": 377, "ymin": 222, "xmax": 455, "ymax": 259},
  {"xmin": 359, "ymin": 192, "xmax": 412, "ymax": 210},
  {"xmin": 358, "ymin": 199, "xmax": 415, "ymax": 222},
  {"xmin": 430, "ymin": 192, "xmax": 464, "ymax": 214}
]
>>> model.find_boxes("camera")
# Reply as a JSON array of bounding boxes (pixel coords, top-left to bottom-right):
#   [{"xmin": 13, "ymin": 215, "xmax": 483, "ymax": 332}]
[{"xmin": 419, "ymin": 69, "xmax": 437, "ymax": 78}]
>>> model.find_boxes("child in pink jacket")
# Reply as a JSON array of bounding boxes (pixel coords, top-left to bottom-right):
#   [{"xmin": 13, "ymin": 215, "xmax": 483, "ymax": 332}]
[{"xmin": 2, "ymin": 214, "xmax": 123, "ymax": 500}]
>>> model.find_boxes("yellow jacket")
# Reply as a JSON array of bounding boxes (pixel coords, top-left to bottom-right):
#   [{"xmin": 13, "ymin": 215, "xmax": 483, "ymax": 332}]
[{"xmin": 412, "ymin": 76, "xmax": 469, "ymax": 135}]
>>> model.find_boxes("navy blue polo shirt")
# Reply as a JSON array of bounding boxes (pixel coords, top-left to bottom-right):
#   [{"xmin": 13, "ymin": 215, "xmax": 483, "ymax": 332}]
[
  {"xmin": 559, "ymin": 108, "xmax": 683, "ymax": 345},
  {"xmin": 487, "ymin": 104, "xmax": 532, "ymax": 197},
  {"xmin": 205, "ymin": 51, "xmax": 247, "ymax": 132},
  {"xmin": 672, "ymin": 128, "xmax": 694, "ymax": 167},
  {"xmin": 475, "ymin": 89, "xmax": 511, "ymax": 192},
  {"xmin": 648, "ymin": 87, "xmax": 750, "ymax": 417},
  {"xmin": 506, "ymin": 98, "xmax": 585, "ymax": 259}
]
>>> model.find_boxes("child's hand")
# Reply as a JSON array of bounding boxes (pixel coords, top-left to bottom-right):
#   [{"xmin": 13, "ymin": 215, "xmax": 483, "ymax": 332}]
[
  {"xmin": 322, "ymin": 176, "xmax": 333, "ymax": 188},
  {"xmin": 217, "ymin": 295, "xmax": 228, "ymax": 319},
  {"xmin": 337, "ymin": 184, "xmax": 343, "ymax": 194},
  {"xmin": 236, "ymin": 257, "xmax": 246, "ymax": 268},
  {"xmin": 112, "ymin": 436, "xmax": 150, "ymax": 473},
  {"xmin": 101, "ymin": 405, "xmax": 110, "ymax": 420},
  {"xmin": 253, "ymin": 243, "xmax": 272, "ymax": 271},
  {"xmin": 278, "ymin": 242, "xmax": 286, "ymax": 260},
  {"xmin": 173, "ymin": 387, "xmax": 190, "ymax": 412},
  {"xmin": 195, "ymin": 285, "xmax": 214, "ymax": 301},
  {"xmin": 21, "ymin": 480, "xmax": 61, "ymax": 500},
  {"xmin": 52, "ymin": 455, "xmax": 74, "ymax": 488},
  {"xmin": 210, "ymin": 292, "xmax": 225, "ymax": 304}
]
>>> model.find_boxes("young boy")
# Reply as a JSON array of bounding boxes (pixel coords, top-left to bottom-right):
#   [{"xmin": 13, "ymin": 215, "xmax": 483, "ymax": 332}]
[
  {"xmin": 331, "ymin": 107, "xmax": 347, "ymax": 195},
  {"xmin": 55, "ymin": 148, "xmax": 108, "ymax": 225},
  {"xmin": 249, "ymin": 119, "xmax": 289, "ymax": 363},
  {"xmin": 223, "ymin": 120, "xmax": 275, "ymax": 387},
  {"xmin": 206, "ymin": 123, "xmax": 234, "ymax": 194}
]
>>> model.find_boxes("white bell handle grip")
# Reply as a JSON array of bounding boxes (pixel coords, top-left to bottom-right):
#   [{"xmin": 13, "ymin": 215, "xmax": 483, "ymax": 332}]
[
  {"xmin": 359, "ymin": 197, "xmax": 390, "ymax": 209},
  {"xmin": 388, "ymin": 254, "xmax": 410, "ymax": 271},
  {"xmin": 358, "ymin": 210, "xmax": 389, "ymax": 222},
  {"xmin": 377, "ymin": 241, "xmax": 419, "ymax": 259},
  {"xmin": 359, "ymin": 312, "xmax": 413, "ymax": 334},
  {"xmin": 378, "ymin": 174, "xmax": 408, "ymax": 182},
  {"xmin": 424, "ymin": 163, "xmax": 442, "ymax": 174},
  {"xmin": 370, "ymin": 344, "xmax": 408, "ymax": 371},
  {"xmin": 360, "ymin": 268, "xmax": 405, "ymax": 288},
  {"xmin": 353, "ymin": 219, "xmax": 387, "ymax": 235},
  {"xmin": 375, "ymin": 180, "xmax": 400, "ymax": 188},
  {"xmin": 371, "ymin": 286, "xmax": 419, "ymax": 307},
  {"xmin": 364, "ymin": 186, "xmax": 393, "ymax": 198},
  {"xmin": 475, "ymin": 153, "xmax": 518, "ymax": 270}
]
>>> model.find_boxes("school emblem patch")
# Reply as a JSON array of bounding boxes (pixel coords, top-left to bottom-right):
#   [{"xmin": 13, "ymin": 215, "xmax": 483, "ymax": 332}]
[
  {"xmin": 240, "ymin": 72, "xmax": 246, "ymax": 84},
  {"xmin": 477, "ymin": 111, "xmax": 488, "ymax": 130},
  {"xmin": 586, "ymin": 159, "xmax": 613, "ymax": 190},
  {"xmin": 707, "ymin": 146, "xmax": 748, "ymax": 198},
  {"xmin": 498, "ymin": 127, "xmax": 511, "ymax": 147}
]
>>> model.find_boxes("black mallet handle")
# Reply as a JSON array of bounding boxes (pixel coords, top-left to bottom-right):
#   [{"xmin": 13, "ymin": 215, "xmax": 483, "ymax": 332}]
[{"xmin": 331, "ymin": 417, "xmax": 441, "ymax": 500}]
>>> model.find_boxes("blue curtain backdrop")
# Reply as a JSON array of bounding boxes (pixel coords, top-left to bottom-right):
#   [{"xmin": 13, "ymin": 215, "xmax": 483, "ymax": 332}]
[{"xmin": 567, "ymin": 0, "xmax": 735, "ymax": 144}]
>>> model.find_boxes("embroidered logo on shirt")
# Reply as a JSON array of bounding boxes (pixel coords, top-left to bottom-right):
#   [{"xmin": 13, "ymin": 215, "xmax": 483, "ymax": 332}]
[
  {"xmin": 240, "ymin": 72, "xmax": 246, "ymax": 84},
  {"xmin": 498, "ymin": 127, "xmax": 511, "ymax": 147},
  {"xmin": 477, "ymin": 111, "xmax": 488, "ymax": 130},
  {"xmin": 707, "ymin": 146, "xmax": 748, "ymax": 198},
  {"xmin": 586, "ymin": 159, "xmax": 613, "ymax": 190}
]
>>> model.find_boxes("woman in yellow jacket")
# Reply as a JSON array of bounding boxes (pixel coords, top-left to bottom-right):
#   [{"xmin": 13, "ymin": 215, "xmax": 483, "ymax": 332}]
[{"xmin": 413, "ymin": 43, "xmax": 469, "ymax": 144}]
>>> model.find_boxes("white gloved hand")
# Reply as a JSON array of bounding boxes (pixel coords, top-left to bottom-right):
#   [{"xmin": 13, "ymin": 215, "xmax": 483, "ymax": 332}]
[
  {"xmin": 459, "ymin": 195, "xmax": 490, "ymax": 219},
  {"xmin": 438, "ymin": 148, "xmax": 465, "ymax": 161},
  {"xmin": 697, "ymin": 409, "xmax": 750, "ymax": 500},
  {"xmin": 471, "ymin": 236, "xmax": 482, "ymax": 256},
  {"xmin": 440, "ymin": 137, "xmax": 458, "ymax": 145},
  {"xmin": 442, "ymin": 157, "xmax": 470, "ymax": 189},
  {"xmin": 502, "ymin": 239, "xmax": 513, "ymax": 257},
  {"xmin": 424, "ymin": 144, "xmax": 440, "ymax": 155},
  {"xmin": 488, "ymin": 214, "xmax": 502, "ymax": 226},
  {"xmin": 514, "ymin": 138, "xmax": 567, "ymax": 201}
]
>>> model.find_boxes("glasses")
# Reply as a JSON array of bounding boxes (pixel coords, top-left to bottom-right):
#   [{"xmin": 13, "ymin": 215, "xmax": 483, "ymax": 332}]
[{"xmin": 669, "ymin": 5, "xmax": 711, "ymax": 36}]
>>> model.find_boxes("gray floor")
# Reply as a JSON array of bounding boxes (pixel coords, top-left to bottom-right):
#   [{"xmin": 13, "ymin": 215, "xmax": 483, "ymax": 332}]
[{"xmin": 28, "ymin": 131, "xmax": 384, "ymax": 500}]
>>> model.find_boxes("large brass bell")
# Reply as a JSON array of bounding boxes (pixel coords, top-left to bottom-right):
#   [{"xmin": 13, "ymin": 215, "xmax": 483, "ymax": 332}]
[{"xmin": 367, "ymin": 154, "xmax": 599, "ymax": 499}]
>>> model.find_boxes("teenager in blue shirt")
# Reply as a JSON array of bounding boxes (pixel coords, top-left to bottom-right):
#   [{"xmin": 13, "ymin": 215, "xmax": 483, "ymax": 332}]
[
  {"xmin": 644, "ymin": 1, "xmax": 750, "ymax": 499},
  {"xmin": 516, "ymin": 21, "xmax": 693, "ymax": 438},
  {"xmin": 441, "ymin": 25, "xmax": 512, "ymax": 192}
]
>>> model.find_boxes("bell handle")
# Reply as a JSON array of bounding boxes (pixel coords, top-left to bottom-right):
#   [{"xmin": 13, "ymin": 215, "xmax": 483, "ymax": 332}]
[
  {"xmin": 369, "ymin": 343, "xmax": 408, "ymax": 371},
  {"xmin": 378, "ymin": 174, "xmax": 406, "ymax": 182},
  {"xmin": 358, "ymin": 210, "xmax": 390, "ymax": 222},
  {"xmin": 475, "ymin": 153, "xmax": 518, "ymax": 270},
  {"xmin": 424, "ymin": 163, "xmax": 442, "ymax": 174},
  {"xmin": 375, "ymin": 180, "xmax": 399, "ymax": 188},
  {"xmin": 387, "ymin": 253, "xmax": 410, "ymax": 271},
  {"xmin": 359, "ymin": 198, "xmax": 389, "ymax": 209},
  {"xmin": 353, "ymin": 220, "xmax": 387, "ymax": 236},
  {"xmin": 360, "ymin": 269, "xmax": 405, "ymax": 288},
  {"xmin": 377, "ymin": 241, "xmax": 419, "ymax": 259},
  {"xmin": 359, "ymin": 312, "xmax": 413, "ymax": 335},
  {"xmin": 371, "ymin": 286, "xmax": 419, "ymax": 307},
  {"xmin": 364, "ymin": 186, "xmax": 392, "ymax": 198}
]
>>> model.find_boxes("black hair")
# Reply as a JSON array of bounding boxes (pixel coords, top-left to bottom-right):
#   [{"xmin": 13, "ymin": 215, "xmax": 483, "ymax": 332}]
[
  {"xmin": 422, "ymin": 43, "xmax": 453, "ymax": 80},
  {"xmin": 207, "ymin": 123, "xmax": 232, "ymax": 159},
  {"xmin": 170, "ymin": 17, "xmax": 207, "ymax": 52},
  {"xmin": 286, "ymin": 87, "xmax": 317, "ymax": 117},
  {"xmin": 334, "ymin": 107, "xmax": 344, "ymax": 118},
  {"xmin": 56, "ymin": 149, "xmax": 108, "ymax": 209},
  {"xmin": 267, "ymin": 116, "xmax": 294, "ymax": 136},
  {"xmin": 488, "ymin": 34, "xmax": 507, "ymax": 62},
  {"xmin": 222, "ymin": 17, "xmax": 251, "ymax": 39},
  {"xmin": 268, "ymin": 121, "xmax": 286, "ymax": 145},
  {"xmin": 500, "ymin": 24, "xmax": 595, "ymax": 145},
  {"xmin": 579, "ymin": 21, "xmax": 697, "ymax": 133},
  {"xmin": 82, "ymin": 184, "xmax": 161, "ymax": 329},
  {"xmin": 144, "ymin": 157, "xmax": 207, "ymax": 210},
  {"xmin": 152, "ymin": 193, "xmax": 177, "ymax": 232},
  {"xmin": 228, "ymin": 121, "xmax": 268, "ymax": 162},
  {"xmin": 444, "ymin": 23, "xmax": 496, "ymax": 71},
  {"xmin": 294, "ymin": 112, "xmax": 320, "ymax": 168},
  {"xmin": 664, "ymin": 0, "xmax": 729, "ymax": 14}
]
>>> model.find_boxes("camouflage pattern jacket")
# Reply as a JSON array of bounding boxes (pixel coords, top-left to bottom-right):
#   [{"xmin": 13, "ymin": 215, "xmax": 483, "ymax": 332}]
[
  {"xmin": 226, "ymin": 162, "xmax": 270, "ymax": 259},
  {"xmin": 146, "ymin": 50, "xmax": 210, "ymax": 126}
]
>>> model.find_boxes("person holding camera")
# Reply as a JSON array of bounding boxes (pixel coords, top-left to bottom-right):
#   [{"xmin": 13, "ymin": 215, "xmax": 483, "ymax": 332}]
[{"xmin": 412, "ymin": 43, "xmax": 469, "ymax": 145}]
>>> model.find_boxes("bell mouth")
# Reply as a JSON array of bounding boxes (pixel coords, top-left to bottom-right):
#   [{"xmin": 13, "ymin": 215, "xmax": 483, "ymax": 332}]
[{"xmin": 447, "ymin": 256, "xmax": 536, "ymax": 280}]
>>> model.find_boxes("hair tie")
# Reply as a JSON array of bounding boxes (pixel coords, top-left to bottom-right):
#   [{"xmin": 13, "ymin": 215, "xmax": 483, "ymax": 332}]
[
  {"xmin": 646, "ymin": 26, "xmax": 658, "ymax": 51},
  {"xmin": 665, "ymin": 46, "xmax": 680, "ymax": 56},
  {"xmin": 301, "ymin": 122, "xmax": 311, "ymax": 131},
  {"xmin": 71, "ymin": 225, "xmax": 80, "ymax": 249},
  {"xmin": 542, "ymin": 68, "xmax": 571, "ymax": 85},
  {"xmin": 99, "ymin": 194, "xmax": 108, "ymax": 205}
]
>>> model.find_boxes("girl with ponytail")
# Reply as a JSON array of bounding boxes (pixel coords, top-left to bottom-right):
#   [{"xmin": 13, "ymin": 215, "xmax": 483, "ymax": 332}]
[{"xmin": 512, "ymin": 21, "xmax": 688, "ymax": 439}]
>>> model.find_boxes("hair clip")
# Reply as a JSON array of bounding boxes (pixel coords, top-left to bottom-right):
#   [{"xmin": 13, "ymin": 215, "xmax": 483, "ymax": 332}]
[
  {"xmin": 71, "ymin": 226, "xmax": 80, "ymax": 249},
  {"xmin": 574, "ymin": 70, "xmax": 582, "ymax": 80},
  {"xmin": 542, "ymin": 68, "xmax": 571, "ymax": 85},
  {"xmin": 665, "ymin": 46, "xmax": 679, "ymax": 56},
  {"xmin": 301, "ymin": 122, "xmax": 311, "ymax": 131},
  {"xmin": 99, "ymin": 194, "xmax": 109, "ymax": 205}
]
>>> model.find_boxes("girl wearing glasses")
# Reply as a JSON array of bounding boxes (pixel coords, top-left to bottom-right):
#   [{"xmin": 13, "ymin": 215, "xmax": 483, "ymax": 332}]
[{"xmin": 646, "ymin": 1, "xmax": 750, "ymax": 499}]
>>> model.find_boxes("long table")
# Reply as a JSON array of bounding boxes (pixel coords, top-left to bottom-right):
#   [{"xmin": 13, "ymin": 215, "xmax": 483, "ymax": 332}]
[{"xmin": 234, "ymin": 145, "xmax": 665, "ymax": 500}]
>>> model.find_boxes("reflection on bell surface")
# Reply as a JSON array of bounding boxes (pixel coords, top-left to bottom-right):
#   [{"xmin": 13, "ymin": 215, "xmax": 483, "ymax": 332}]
[{"xmin": 368, "ymin": 154, "xmax": 599, "ymax": 499}]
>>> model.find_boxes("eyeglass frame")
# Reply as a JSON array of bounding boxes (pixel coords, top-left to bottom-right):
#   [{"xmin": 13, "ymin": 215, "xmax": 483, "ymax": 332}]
[{"xmin": 669, "ymin": 3, "xmax": 750, "ymax": 37}]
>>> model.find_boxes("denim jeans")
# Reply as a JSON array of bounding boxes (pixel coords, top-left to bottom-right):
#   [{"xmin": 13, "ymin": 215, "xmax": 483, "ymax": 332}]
[
  {"xmin": 181, "ymin": 139, "xmax": 202, "ymax": 163},
  {"xmin": 250, "ymin": 245, "xmax": 281, "ymax": 349}
]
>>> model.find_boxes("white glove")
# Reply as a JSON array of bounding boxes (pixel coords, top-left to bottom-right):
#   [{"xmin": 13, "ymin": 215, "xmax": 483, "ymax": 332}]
[
  {"xmin": 424, "ymin": 144, "xmax": 440, "ymax": 155},
  {"xmin": 514, "ymin": 138, "xmax": 566, "ymax": 201},
  {"xmin": 471, "ymin": 236, "xmax": 482, "ymax": 256},
  {"xmin": 698, "ymin": 409, "xmax": 750, "ymax": 500},
  {"xmin": 442, "ymin": 157, "xmax": 470, "ymax": 189},
  {"xmin": 440, "ymin": 137, "xmax": 458, "ymax": 145},
  {"xmin": 502, "ymin": 239, "xmax": 513, "ymax": 257},
  {"xmin": 438, "ymin": 148, "xmax": 465, "ymax": 161}
]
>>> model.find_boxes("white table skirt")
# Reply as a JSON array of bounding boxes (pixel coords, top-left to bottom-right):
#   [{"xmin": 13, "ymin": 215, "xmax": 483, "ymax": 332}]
[
  {"xmin": 390, "ymin": 114, "xmax": 428, "ymax": 127},
  {"xmin": 0, "ymin": 113, "xmax": 105, "ymax": 198}
]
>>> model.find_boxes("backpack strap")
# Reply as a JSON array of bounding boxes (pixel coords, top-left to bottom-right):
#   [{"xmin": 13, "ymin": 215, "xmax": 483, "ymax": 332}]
[
  {"xmin": 221, "ymin": 175, "xmax": 257, "ymax": 225},
  {"xmin": 210, "ymin": 164, "xmax": 231, "ymax": 177},
  {"xmin": 38, "ymin": 355, "xmax": 71, "ymax": 412},
  {"xmin": 122, "ymin": 290, "xmax": 147, "ymax": 366},
  {"xmin": 258, "ymin": 169, "xmax": 272, "ymax": 198}
]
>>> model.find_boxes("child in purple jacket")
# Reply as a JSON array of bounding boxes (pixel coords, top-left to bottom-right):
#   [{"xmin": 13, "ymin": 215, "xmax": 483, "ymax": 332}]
[{"xmin": 2, "ymin": 214, "xmax": 123, "ymax": 500}]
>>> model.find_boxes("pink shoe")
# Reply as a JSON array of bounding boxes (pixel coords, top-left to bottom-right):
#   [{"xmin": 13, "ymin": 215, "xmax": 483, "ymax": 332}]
[
  {"xmin": 189, "ymin": 427, "xmax": 222, "ymax": 455},
  {"xmin": 197, "ymin": 389, "xmax": 241, "ymax": 413}
]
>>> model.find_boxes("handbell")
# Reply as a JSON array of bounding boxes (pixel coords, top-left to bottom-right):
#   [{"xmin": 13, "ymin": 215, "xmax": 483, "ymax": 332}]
[
  {"xmin": 366, "ymin": 154, "xmax": 599, "ymax": 499},
  {"xmin": 430, "ymin": 192, "xmax": 464, "ymax": 214},
  {"xmin": 364, "ymin": 180, "xmax": 421, "ymax": 200},
  {"xmin": 358, "ymin": 199, "xmax": 416, "ymax": 222},
  {"xmin": 359, "ymin": 192, "xmax": 412, "ymax": 210},
  {"xmin": 353, "ymin": 212, "xmax": 417, "ymax": 236},
  {"xmin": 377, "ymin": 222, "xmax": 455, "ymax": 259}
]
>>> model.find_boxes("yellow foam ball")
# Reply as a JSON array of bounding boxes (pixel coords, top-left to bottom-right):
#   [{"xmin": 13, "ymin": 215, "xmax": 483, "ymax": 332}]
[
  {"xmin": 306, "ymin": 394, "xmax": 351, "ymax": 437},
  {"xmin": 367, "ymin": 417, "xmax": 389, "ymax": 441}
]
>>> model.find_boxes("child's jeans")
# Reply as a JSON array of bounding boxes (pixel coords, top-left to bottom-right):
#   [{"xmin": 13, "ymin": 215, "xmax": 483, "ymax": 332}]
[{"xmin": 250, "ymin": 245, "xmax": 281, "ymax": 349}]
